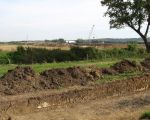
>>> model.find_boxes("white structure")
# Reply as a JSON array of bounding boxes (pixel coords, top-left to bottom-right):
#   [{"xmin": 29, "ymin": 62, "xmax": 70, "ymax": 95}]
[{"xmin": 66, "ymin": 40, "xmax": 76, "ymax": 44}]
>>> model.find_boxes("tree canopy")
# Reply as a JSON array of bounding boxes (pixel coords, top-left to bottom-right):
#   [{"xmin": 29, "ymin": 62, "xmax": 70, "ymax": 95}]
[{"xmin": 101, "ymin": 0, "xmax": 150, "ymax": 52}]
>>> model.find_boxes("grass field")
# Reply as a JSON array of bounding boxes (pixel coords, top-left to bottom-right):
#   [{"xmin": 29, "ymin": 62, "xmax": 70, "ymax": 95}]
[{"xmin": 0, "ymin": 58, "xmax": 143, "ymax": 77}]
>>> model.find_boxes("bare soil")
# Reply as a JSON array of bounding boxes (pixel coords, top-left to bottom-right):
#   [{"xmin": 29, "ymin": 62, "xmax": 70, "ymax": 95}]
[
  {"xmin": 0, "ymin": 66, "xmax": 39, "ymax": 95},
  {"xmin": 0, "ymin": 59, "xmax": 148, "ymax": 96},
  {"xmin": 0, "ymin": 66, "xmax": 101, "ymax": 95},
  {"xmin": 0, "ymin": 73, "xmax": 150, "ymax": 120},
  {"xmin": 141, "ymin": 58, "xmax": 150, "ymax": 70},
  {"xmin": 0, "ymin": 58, "xmax": 150, "ymax": 120},
  {"xmin": 10, "ymin": 90, "xmax": 150, "ymax": 120},
  {"xmin": 102, "ymin": 59, "xmax": 142, "ymax": 75}
]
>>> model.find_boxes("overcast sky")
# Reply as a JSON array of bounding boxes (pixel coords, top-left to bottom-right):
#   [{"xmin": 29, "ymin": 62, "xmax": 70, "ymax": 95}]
[{"xmin": 0, "ymin": 0, "xmax": 141, "ymax": 41}]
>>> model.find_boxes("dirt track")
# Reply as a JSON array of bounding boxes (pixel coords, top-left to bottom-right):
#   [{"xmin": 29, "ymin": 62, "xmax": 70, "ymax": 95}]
[{"xmin": 9, "ymin": 90, "xmax": 150, "ymax": 120}]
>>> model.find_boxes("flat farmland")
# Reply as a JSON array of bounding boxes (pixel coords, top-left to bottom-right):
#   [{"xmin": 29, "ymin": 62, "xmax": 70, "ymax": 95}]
[{"xmin": 0, "ymin": 43, "xmax": 145, "ymax": 51}]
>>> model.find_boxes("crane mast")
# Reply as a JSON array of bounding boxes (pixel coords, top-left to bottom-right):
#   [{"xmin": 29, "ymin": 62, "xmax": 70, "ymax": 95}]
[{"xmin": 88, "ymin": 25, "xmax": 95, "ymax": 40}]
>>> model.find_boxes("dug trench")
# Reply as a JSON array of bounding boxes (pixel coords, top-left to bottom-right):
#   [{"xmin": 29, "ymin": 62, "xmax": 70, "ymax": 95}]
[{"xmin": 0, "ymin": 59, "xmax": 150, "ymax": 119}]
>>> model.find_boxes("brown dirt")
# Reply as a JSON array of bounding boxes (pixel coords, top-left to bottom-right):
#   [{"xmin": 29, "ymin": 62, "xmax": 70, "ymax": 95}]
[
  {"xmin": 102, "ymin": 68, "xmax": 118, "ymax": 75},
  {"xmin": 0, "ymin": 66, "xmax": 101, "ymax": 96},
  {"xmin": 40, "ymin": 66, "xmax": 101, "ymax": 88},
  {"xmin": 141, "ymin": 58, "xmax": 150, "ymax": 70},
  {"xmin": 0, "ymin": 59, "xmax": 148, "ymax": 96},
  {"xmin": 0, "ymin": 74, "xmax": 150, "ymax": 120},
  {"xmin": 102, "ymin": 59, "xmax": 142, "ymax": 75},
  {"xmin": 0, "ymin": 66, "xmax": 40, "ymax": 95},
  {"xmin": 112, "ymin": 59, "xmax": 141, "ymax": 73},
  {"xmin": 1, "ymin": 59, "xmax": 150, "ymax": 119},
  {"xmin": 9, "ymin": 90, "xmax": 150, "ymax": 120}
]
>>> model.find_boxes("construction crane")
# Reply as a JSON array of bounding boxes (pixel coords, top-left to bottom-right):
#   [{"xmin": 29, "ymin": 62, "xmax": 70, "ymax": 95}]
[{"xmin": 88, "ymin": 25, "xmax": 95, "ymax": 40}]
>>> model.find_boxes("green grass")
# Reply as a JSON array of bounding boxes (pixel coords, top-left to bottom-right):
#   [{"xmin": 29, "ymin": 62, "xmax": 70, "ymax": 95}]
[
  {"xmin": 0, "ymin": 51, "xmax": 9, "ymax": 56},
  {"xmin": 0, "ymin": 60, "xmax": 116, "ymax": 77},
  {"xmin": 140, "ymin": 111, "xmax": 150, "ymax": 119},
  {"xmin": 96, "ymin": 71, "xmax": 143, "ymax": 84},
  {"xmin": 31, "ymin": 60, "xmax": 117, "ymax": 73},
  {"xmin": 0, "ymin": 58, "xmax": 143, "ymax": 77}
]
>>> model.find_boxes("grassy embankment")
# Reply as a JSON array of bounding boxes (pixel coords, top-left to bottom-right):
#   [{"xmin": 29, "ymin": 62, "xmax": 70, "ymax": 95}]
[{"xmin": 0, "ymin": 58, "xmax": 143, "ymax": 82}]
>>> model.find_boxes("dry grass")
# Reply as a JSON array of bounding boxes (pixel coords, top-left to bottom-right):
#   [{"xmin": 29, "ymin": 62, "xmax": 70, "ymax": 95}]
[
  {"xmin": 0, "ymin": 43, "xmax": 145, "ymax": 51},
  {"xmin": 0, "ymin": 44, "xmax": 71, "ymax": 51}
]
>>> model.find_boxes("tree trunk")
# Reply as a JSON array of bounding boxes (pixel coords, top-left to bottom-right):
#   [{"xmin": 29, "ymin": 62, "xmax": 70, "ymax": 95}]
[
  {"xmin": 142, "ymin": 36, "xmax": 150, "ymax": 53},
  {"xmin": 129, "ymin": 27, "xmax": 150, "ymax": 53}
]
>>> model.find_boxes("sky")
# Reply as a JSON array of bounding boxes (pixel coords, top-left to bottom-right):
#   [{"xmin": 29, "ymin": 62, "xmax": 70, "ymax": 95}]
[{"xmin": 0, "ymin": 0, "xmax": 142, "ymax": 41}]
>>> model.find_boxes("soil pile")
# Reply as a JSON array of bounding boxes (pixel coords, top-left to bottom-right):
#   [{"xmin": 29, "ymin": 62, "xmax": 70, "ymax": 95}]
[
  {"xmin": 0, "ymin": 59, "xmax": 143, "ymax": 96},
  {"xmin": 0, "ymin": 66, "xmax": 40, "ymax": 95},
  {"xmin": 0, "ymin": 66, "xmax": 102, "ymax": 95},
  {"xmin": 112, "ymin": 59, "xmax": 140, "ymax": 73},
  {"xmin": 102, "ymin": 68, "xmax": 117, "ymax": 75},
  {"xmin": 102, "ymin": 59, "xmax": 141, "ymax": 75},
  {"xmin": 141, "ymin": 58, "xmax": 150, "ymax": 70},
  {"xmin": 40, "ymin": 66, "xmax": 101, "ymax": 89}
]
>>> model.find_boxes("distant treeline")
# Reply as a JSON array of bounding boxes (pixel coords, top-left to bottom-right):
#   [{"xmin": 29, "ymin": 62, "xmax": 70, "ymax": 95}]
[
  {"xmin": 0, "ymin": 44, "xmax": 148, "ymax": 64},
  {"xmin": 1, "ymin": 37, "xmax": 150, "ymax": 45},
  {"xmin": 76, "ymin": 38, "xmax": 150, "ymax": 44}
]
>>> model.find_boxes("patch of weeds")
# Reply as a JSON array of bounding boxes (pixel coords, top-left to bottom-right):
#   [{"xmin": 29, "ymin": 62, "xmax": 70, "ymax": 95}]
[
  {"xmin": 139, "ymin": 111, "xmax": 150, "ymax": 120},
  {"xmin": 96, "ymin": 71, "xmax": 143, "ymax": 84}
]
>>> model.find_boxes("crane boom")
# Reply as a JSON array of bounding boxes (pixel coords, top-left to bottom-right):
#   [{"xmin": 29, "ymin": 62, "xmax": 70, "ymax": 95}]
[{"xmin": 88, "ymin": 25, "xmax": 95, "ymax": 40}]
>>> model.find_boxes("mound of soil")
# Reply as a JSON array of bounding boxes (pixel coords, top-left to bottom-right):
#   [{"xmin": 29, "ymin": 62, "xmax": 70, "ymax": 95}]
[
  {"xmin": 0, "ymin": 66, "xmax": 40, "ymax": 95},
  {"xmin": 111, "ymin": 59, "xmax": 141, "ymax": 73},
  {"xmin": 0, "ymin": 66, "xmax": 102, "ymax": 95},
  {"xmin": 0, "ymin": 59, "xmax": 142, "ymax": 96},
  {"xmin": 40, "ymin": 66, "xmax": 101, "ymax": 89},
  {"xmin": 141, "ymin": 58, "xmax": 150, "ymax": 70},
  {"xmin": 102, "ymin": 59, "xmax": 141, "ymax": 75},
  {"xmin": 101, "ymin": 68, "xmax": 118, "ymax": 75}
]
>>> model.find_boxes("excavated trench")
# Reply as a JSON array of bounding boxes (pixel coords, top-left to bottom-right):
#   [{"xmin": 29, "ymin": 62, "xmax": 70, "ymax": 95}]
[{"xmin": 0, "ymin": 59, "xmax": 150, "ymax": 120}]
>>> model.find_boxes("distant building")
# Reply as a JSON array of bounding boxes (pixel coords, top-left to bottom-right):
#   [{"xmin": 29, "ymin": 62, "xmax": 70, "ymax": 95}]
[{"xmin": 66, "ymin": 40, "xmax": 76, "ymax": 44}]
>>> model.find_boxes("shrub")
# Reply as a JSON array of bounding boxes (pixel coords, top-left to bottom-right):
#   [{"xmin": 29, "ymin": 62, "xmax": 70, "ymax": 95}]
[
  {"xmin": 70, "ymin": 47, "xmax": 99, "ymax": 60},
  {"xmin": 139, "ymin": 111, "xmax": 150, "ymax": 120},
  {"xmin": 127, "ymin": 42, "xmax": 138, "ymax": 52},
  {"xmin": 7, "ymin": 46, "xmax": 149, "ymax": 64},
  {"xmin": 0, "ymin": 52, "xmax": 10, "ymax": 64}
]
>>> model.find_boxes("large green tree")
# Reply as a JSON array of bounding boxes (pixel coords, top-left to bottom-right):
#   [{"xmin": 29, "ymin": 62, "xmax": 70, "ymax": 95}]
[{"xmin": 101, "ymin": 0, "xmax": 150, "ymax": 52}]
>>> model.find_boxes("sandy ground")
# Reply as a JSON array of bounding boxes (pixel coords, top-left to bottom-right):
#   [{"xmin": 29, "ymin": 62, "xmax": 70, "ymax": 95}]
[{"xmin": 11, "ymin": 90, "xmax": 150, "ymax": 120}]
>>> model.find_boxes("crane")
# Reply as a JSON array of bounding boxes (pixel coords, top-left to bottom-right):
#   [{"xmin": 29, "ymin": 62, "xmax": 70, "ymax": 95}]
[{"xmin": 88, "ymin": 25, "xmax": 95, "ymax": 40}]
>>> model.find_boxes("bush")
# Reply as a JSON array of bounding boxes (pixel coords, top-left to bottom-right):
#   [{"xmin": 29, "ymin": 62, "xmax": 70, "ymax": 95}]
[
  {"xmin": 0, "ymin": 52, "xmax": 10, "ymax": 64},
  {"xmin": 139, "ymin": 111, "xmax": 150, "ymax": 120},
  {"xmin": 48, "ymin": 49, "xmax": 75, "ymax": 62},
  {"xmin": 9, "ymin": 47, "xmax": 50, "ymax": 64},
  {"xmin": 70, "ymin": 47, "xmax": 99, "ymax": 60},
  {"xmin": 127, "ymin": 42, "xmax": 138, "ymax": 51},
  {"xmin": 7, "ymin": 46, "xmax": 149, "ymax": 64}
]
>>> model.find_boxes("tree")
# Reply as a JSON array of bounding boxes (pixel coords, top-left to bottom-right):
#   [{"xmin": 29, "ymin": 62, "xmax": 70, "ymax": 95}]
[{"xmin": 101, "ymin": 0, "xmax": 150, "ymax": 52}]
